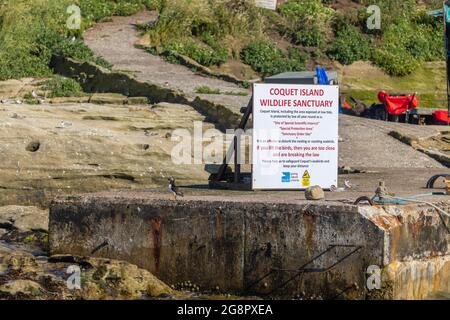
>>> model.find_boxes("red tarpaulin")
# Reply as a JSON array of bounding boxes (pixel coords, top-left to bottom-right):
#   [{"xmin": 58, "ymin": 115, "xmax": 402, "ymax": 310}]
[
  {"xmin": 377, "ymin": 91, "xmax": 419, "ymax": 115},
  {"xmin": 433, "ymin": 110, "xmax": 450, "ymax": 124},
  {"xmin": 343, "ymin": 99, "xmax": 352, "ymax": 110}
]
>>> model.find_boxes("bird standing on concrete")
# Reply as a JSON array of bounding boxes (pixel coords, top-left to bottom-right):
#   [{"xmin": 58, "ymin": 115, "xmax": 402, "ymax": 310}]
[{"xmin": 168, "ymin": 177, "xmax": 184, "ymax": 200}]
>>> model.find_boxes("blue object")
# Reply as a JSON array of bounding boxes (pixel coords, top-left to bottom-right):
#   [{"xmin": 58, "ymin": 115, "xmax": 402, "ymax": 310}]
[
  {"xmin": 372, "ymin": 197, "xmax": 409, "ymax": 205},
  {"xmin": 372, "ymin": 192, "xmax": 445, "ymax": 205},
  {"xmin": 315, "ymin": 66, "xmax": 329, "ymax": 85}
]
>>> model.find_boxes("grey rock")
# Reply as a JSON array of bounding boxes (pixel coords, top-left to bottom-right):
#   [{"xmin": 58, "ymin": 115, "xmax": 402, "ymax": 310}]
[{"xmin": 305, "ymin": 186, "xmax": 325, "ymax": 200}]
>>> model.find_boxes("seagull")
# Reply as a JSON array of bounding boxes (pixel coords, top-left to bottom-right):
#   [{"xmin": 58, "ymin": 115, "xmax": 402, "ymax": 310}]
[
  {"xmin": 56, "ymin": 121, "xmax": 72, "ymax": 129},
  {"xmin": 144, "ymin": 129, "xmax": 157, "ymax": 137},
  {"xmin": 10, "ymin": 113, "xmax": 25, "ymax": 119},
  {"xmin": 168, "ymin": 177, "xmax": 183, "ymax": 200},
  {"xmin": 344, "ymin": 180, "xmax": 353, "ymax": 189}
]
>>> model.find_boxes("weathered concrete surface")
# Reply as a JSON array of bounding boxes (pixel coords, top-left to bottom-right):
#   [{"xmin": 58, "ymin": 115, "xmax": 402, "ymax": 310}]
[
  {"xmin": 383, "ymin": 257, "xmax": 449, "ymax": 300},
  {"xmin": 49, "ymin": 191, "xmax": 449, "ymax": 299}
]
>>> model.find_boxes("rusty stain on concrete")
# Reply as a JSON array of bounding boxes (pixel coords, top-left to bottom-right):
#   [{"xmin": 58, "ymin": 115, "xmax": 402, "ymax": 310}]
[
  {"xmin": 215, "ymin": 210, "xmax": 222, "ymax": 240},
  {"xmin": 150, "ymin": 217, "xmax": 163, "ymax": 272},
  {"xmin": 302, "ymin": 209, "xmax": 316, "ymax": 257},
  {"xmin": 384, "ymin": 257, "xmax": 449, "ymax": 299}
]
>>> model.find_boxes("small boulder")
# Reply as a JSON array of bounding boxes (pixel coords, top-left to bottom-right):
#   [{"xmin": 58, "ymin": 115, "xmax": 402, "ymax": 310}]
[{"xmin": 305, "ymin": 186, "xmax": 325, "ymax": 201}]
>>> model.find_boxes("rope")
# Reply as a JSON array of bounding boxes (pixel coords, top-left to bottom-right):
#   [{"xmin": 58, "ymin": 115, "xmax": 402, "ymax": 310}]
[
  {"xmin": 380, "ymin": 195, "xmax": 450, "ymax": 234},
  {"xmin": 383, "ymin": 195, "xmax": 450, "ymax": 219}
]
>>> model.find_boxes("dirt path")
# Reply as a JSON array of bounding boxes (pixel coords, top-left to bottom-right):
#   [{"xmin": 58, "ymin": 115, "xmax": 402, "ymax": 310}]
[
  {"xmin": 83, "ymin": 11, "xmax": 249, "ymax": 114},
  {"xmin": 339, "ymin": 115, "xmax": 444, "ymax": 168}
]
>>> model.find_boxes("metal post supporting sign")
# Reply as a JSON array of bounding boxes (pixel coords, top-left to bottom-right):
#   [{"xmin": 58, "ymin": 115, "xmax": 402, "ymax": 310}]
[{"xmin": 445, "ymin": 1, "xmax": 450, "ymax": 117}]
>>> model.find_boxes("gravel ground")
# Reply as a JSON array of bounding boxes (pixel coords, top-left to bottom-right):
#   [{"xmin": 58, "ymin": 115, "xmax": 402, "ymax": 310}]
[{"xmin": 338, "ymin": 115, "xmax": 444, "ymax": 168}]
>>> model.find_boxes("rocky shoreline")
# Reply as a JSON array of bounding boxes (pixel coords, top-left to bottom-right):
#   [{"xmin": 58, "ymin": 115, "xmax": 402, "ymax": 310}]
[
  {"xmin": 0, "ymin": 205, "xmax": 174, "ymax": 300},
  {"xmin": 0, "ymin": 205, "xmax": 254, "ymax": 300}
]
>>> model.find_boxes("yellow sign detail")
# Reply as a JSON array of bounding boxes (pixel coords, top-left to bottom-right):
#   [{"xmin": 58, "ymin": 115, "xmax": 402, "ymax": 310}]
[{"xmin": 302, "ymin": 170, "xmax": 310, "ymax": 187}]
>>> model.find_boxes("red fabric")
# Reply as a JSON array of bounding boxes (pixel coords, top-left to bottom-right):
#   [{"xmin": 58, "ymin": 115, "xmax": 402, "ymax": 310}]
[
  {"xmin": 433, "ymin": 110, "xmax": 450, "ymax": 124},
  {"xmin": 343, "ymin": 99, "xmax": 351, "ymax": 110},
  {"xmin": 377, "ymin": 91, "xmax": 419, "ymax": 115}
]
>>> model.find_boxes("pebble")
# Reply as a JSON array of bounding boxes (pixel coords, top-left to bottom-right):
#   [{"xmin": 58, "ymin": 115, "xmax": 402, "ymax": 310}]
[{"xmin": 305, "ymin": 185, "xmax": 325, "ymax": 200}]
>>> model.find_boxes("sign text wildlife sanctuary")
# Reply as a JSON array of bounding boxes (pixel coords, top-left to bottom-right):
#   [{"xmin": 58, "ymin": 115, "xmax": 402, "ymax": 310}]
[{"xmin": 252, "ymin": 84, "xmax": 339, "ymax": 189}]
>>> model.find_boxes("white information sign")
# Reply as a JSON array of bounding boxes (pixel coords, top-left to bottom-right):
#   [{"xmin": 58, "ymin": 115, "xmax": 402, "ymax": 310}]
[
  {"xmin": 254, "ymin": 0, "xmax": 277, "ymax": 10},
  {"xmin": 252, "ymin": 83, "xmax": 339, "ymax": 189}
]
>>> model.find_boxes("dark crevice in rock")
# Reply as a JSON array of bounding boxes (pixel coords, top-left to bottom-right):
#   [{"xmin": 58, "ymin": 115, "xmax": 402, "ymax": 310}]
[{"xmin": 25, "ymin": 141, "xmax": 40, "ymax": 153}]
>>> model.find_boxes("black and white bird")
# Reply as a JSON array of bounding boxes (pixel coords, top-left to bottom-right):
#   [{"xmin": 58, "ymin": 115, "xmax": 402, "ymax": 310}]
[{"xmin": 168, "ymin": 177, "xmax": 184, "ymax": 200}]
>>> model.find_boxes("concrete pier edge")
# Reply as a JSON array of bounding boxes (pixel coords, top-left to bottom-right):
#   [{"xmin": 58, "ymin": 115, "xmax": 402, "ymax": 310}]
[{"xmin": 49, "ymin": 192, "xmax": 450, "ymax": 299}]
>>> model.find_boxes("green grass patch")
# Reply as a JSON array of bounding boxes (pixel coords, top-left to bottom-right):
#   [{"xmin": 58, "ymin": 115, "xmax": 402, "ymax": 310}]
[
  {"xmin": 240, "ymin": 41, "xmax": 306, "ymax": 76},
  {"xmin": 142, "ymin": 0, "xmax": 444, "ymax": 79},
  {"xmin": 326, "ymin": 25, "xmax": 371, "ymax": 65},
  {"xmin": 144, "ymin": 0, "xmax": 267, "ymax": 70},
  {"xmin": 195, "ymin": 85, "xmax": 248, "ymax": 96},
  {"xmin": 42, "ymin": 76, "xmax": 85, "ymax": 98},
  {"xmin": 277, "ymin": 0, "xmax": 333, "ymax": 47},
  {"xmin": 23, "ymin": 92, "xmax": 40, "ymax": 105},
  {"xmin": 164, "ymin": 39, "xmax": 227, "ymax": 67},
  {"xmin": 195, "ymin": 86, "xmax": 221, "ymax": 94},
  {"xmin": 0, "ymin": 0, "xmax": 154, "ymax": 80}
]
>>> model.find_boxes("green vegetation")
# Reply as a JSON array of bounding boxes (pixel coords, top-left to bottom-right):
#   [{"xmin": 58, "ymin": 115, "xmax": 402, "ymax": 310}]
[
  {"xmin": 164, "ymin": 39, "xmax": 228, "ymax": 67},
  {"xmin": 195, "ymin": 85, "xmax": 248, "ymax": 96},
  {"xmin": 372, "ymin": 19, "xmax": 442, "ymax": 76},
  {"xmin": 145, "ymin": 0, "xmax": 267, "ymax": 68},
  {"xmin": 195, "ymin": 86, "xmax": 220, "ymax": 94},
  {"xmin": 326, "ymin": 25, "xmax": 371, "ymax": 65},
  {"xmin": 343, "ymin": 0, "xmax": 442, "ymax": 76},
  {"xmin": 144, "ymin": 0, "xmax": 444, "ymax": 78},
  {"xmin": 43, "ymin": 76, "xmax": 85, "ymax": 98},
  {"xmin": 241, "ymin": 41, "xmax": 306, "ymax": 75},
  {"xmin": 79, "ymin": 0, "xmax": 157, "ymax": 25},
  {"xmin": 0, "ymin": 0, "xmax": 446, "ymax": 98},
  {"xmin": 0, "ymin": 0, "xmax": 155, "ymax": 80},
  {"xmin": 23, "ymin": 92, "xmax": 41, "ymax": 105},
  {"xmin": 277, "ymin": 0, "xmax": 333, "ymax": 47}
]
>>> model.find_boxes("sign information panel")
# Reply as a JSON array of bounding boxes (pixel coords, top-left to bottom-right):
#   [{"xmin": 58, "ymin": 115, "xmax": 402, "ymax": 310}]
[
  {"xmin": 252, "ymin": 83, "xmax": 339, "ymax": 189},
  {"xmin": 254, "ymin": 0, "xmax": 277, "ymax": 10}
]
